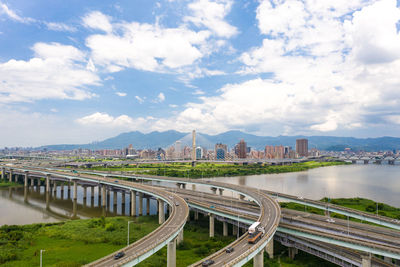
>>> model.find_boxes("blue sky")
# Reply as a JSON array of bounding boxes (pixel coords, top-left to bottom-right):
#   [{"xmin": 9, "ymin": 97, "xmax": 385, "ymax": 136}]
[{"xmin": 1, "ymin": 0, "xmax": 400, "ymax": 147}]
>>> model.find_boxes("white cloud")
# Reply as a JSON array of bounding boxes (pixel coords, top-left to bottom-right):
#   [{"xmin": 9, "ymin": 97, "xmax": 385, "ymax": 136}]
[
  {"xmin": 157, "ymin": 92, "xmax": 165, "ymax": 102},
  {"xmin": 82, "ymin": 11, "xmax": 113, "ymax": 33},
  {"xmin": 0, "ymin": 2, "xmax": 35, "ymax": 24},
  {"xmin": 46, "ymin": 22, "xmax": 77, "ymax": 32},
  {"xmin": 116, "ymin": 92, "xmax": 127, "ymax": 97},
  {"xmin": 85, "ymin": 16, "xmax": 210, "ymax": 72},
  {"xmin": 193, "ymin": 89, "xmax": 205, "ymax": 95},
  {"xmin": 0, "ymin": 42, "xmax": 100, "ymax": 103},
  {"xmin": 169, "ymin": 104, "xmax": 178, "ymax": 108},
  {"xmin": 135, "ymin": 96, "xmax": 145, "ymax": 103},
  {"xmin": 185, "ymin": 0, "xmax": 237, "ymax": 38}
]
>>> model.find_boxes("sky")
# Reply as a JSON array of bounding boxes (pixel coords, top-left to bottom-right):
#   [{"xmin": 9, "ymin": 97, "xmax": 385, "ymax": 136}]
[{"xmin": 1, "ymin": 0, "xmax": 400, "ymax": 147}]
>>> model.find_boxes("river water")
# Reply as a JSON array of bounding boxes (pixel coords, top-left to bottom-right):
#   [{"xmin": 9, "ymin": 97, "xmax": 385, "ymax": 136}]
[{"xmin": 1, "ymin": 164, "xmax": 399, "ymax": 226}]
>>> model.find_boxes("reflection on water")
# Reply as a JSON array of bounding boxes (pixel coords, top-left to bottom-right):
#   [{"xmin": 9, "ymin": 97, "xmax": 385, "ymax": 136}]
[
  {"xmin": 0, "ymin": 184, "xmax": 158, "ymax": 226},
  {"xmin": 207, "ymin": 165, "xmax": 400, "ymax": 207}
]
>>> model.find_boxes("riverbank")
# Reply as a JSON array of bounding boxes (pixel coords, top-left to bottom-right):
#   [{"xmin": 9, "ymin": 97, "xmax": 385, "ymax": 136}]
[
  {"xmin": 281, "ymin": 197, "xmax": 400, "ymax": 220},
  {"xmin": 89, "ymin": 160, "xmax": 348, "ymax": 178},
  {"xmin": 0, "ymin": 181, "xmax": 21, "ymax": 188},
  {"xmin": 0, "ymin": 214, "xmax": 334, "ymax": 267}
]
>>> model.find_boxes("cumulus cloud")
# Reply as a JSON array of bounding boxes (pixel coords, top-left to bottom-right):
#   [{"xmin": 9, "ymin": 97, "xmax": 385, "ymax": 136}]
[
  {"xmin": 135, "ymin": 96, "xmax": 145, "ymax": 103},
  {"xmin": 82, "ymin": 11, "xmax": 113, "ymax": 33},
  {"xmin": 184, "ymin": 0, "xmax": 238, "ymax": 38},
  {"xmin": 157, "ymin": 92, "xmax": 165, "ymax": 102},
  {"xmin": 234, "ymin": 0, "xmax": 400, "ymax": 134},
  {"xmin": 0, "ymin": 42, "xmax": 100, "ymax": 103}
]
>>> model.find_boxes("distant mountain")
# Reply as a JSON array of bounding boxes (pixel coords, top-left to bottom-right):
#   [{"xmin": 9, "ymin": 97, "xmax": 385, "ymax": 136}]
[{"xmin": 36, "ymin": 130, "xmax": 400, "ymax": 152}]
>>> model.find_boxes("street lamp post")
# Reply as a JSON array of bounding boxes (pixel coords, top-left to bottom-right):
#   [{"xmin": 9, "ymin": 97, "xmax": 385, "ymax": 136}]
[
  {"xmin": 40, "ymin": 249, "xmax": 45, "ymax": 267},
  {"xmin": 127, "ymin": 221, "xmax": 134, "ymax": 246}
]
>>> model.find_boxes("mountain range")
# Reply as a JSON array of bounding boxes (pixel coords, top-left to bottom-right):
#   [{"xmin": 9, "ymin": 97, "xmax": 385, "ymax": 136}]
[{"xmin": 37, "ymin": 130, "xmax": 400, "ymax": 152}]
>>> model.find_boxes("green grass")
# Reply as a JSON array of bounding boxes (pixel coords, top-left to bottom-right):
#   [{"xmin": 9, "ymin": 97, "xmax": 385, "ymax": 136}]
[
  {"xmin": 88, "ymin": 161, "xmax": 348, "ymax": 178},
  {"xmin": 0, "ymin": 216, "xmax": 159, "ymax": 267},
  {"xmin": 0, "ymin": 181, "xmax": 21, "ymax": 188}
]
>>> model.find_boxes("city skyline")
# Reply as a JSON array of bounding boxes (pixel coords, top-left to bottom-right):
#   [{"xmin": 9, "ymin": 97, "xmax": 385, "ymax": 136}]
[{"xmin": 2, "ymin": 0, "xmax": 400, "ymax": 148}]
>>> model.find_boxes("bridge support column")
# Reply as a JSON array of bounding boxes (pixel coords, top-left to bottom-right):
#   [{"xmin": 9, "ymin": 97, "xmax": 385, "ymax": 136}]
[
  {"xmin": 232, "ymin": 224, "xmax": 238, "ymax": 236},
  {"xmin": 192, "ymin": 184, "xmax": 196, "ymax": 191},
  {"xmin": 30, "ymin": 177, "xmax": 34, "ymax": 187},
  {"xmin": 83, "ymin": 186, "xmax": 87, "ymax": 204},
  {"xmin": 211, "ymin": 187, "xmax": 217, "ymax": 194},
  {"xmin": 253, "ymin": 249, "xmax": 264, "ymax": 267},
  {"xmin": 384, "ymin": 256, "xmax": 392, "ymax": 264},
  {"xmin": 1, "ymin": 167, "xmax": 4, "ymax": 180},
  {"xmin": 182, "ymin": 183, "xmax": 186, "ymax": 189},
  {"xmin": 46, "ymin": 175, "xmax": 50, "ymax": 193},
  {"xmin": 68, "ymin": 182, "xmax": 71, "ymax": 198},
  {"xmin": 91, "ymin": 186, "xmax": 94, "ymax": 199},
  {"xmin": 121, "ymin": 192, "xmax": 125, "ymax": 205},
  {"xmin": 194, "ymin": 211, "xmax": 199, "ymax": 220},
  {"xmin": 177, "ymin": 230, "xmax": 183, "ymax": 245},
  {"xmin": 9, "ymin": 169, "xmax": 13, "ymax": 183},
  {"xmin": 158, "ymin": 199, "xmax": 165, "ymax": 224},
  {"xmin": 131, "ymin": 191, "xmax": 137, "ymax": 217},
  {"xmin": 73, "ymin": 181, "xmax": 77, "ymax": 200},
  {"xmin": 167, "ymin": 238, "xmax": 176, "ymax": 267},
  {"xmin": 53, "ymin": 181, "xmax": 57, "ymax": 197},
  {"xmin": 60, "ymin": 183, "xmax": 64, "ymax": 199},
  {"xmin": 138, "ymin": 193, "xmax": 143, "ymax": 216},
  {"xmin": 265, "ymin": 239, "xmax": 273, "ymax": 259},
  {"xmin": 361, "ymin": 254, "xmax": 371, "ymax": 267},
  {"xmin": 24, "ymin": 171, "xmax": 28, "ymax": 187},
  {"xmin": 219, "ymin": 188, "xmax": 224, "ymax": 196},
  {"xmin": 146, "ymin": 197, "xmax": 150, "ymax": 215},
  {"xmin": 102, "ymin": 185, "xmax": 107, "ymax": 207},
  {"xmin": 209, "ymin": 214, "xmax": 214, "ymax": 238},
  {"xmin": 288, "ymin": 247, "xmax": 298, "ymax": 260},
  {"xmin": 113, "ymin": 191, "xmax": 117, "ymax": 211},
  {"xmin": 223, "ymin": 221, "xmax": 228, "ymax": 236}
]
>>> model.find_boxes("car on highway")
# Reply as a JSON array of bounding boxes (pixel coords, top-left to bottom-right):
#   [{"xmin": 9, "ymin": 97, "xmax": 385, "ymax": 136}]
[
  {"xmin": 175, "ymin": 202, "xmax": 180, "ymax": 206},
  {"xmin": 114, "ymin": 251, "xmax": 125, "ymax": 260},
  {"xmin": 114, "ymin": 180, "xmax": 119, "ymax": 183},
  {"xmin": 326, "ymin": 218, "xmax": 335, "ymax": 223},
  {"xmin": 226, "ymin": 247, "xmax": 234, "ymax": 253},
  {"xmin": 210, "ymin": 205, "xmax": 215, "ymax": 209},
  {"xmin": 202, "ymin": 259, "xmax": 215, "ymax": 266}
]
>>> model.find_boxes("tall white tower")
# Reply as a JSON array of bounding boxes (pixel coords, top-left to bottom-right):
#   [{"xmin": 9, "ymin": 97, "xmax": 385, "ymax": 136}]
[{"xmin": 192, "ymin": 130, "xmax": 196, "ymax": 160}]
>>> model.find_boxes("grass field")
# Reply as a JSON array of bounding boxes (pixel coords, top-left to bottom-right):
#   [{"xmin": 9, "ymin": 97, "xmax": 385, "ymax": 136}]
[
  {"xmin": 0, "ymin": 181, "xmax": 21, "ymax": 188},
  {"xmin": 89, "ymin": 160, "xmax": 348, "ymax": 178}
]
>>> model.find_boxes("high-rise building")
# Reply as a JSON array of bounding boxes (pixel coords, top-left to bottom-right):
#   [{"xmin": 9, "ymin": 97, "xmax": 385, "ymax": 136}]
[
  {"xmin": 215, "ymin": 143, "xmax": 227, "ymax": 160},
  {"xmin": 174, "ymin": 141, "xmax": 182, "ymax": 159},
  {"xmin": 238, "ymin": 139, "xmax": 247, "ymax": 158},
  {"xmin": 195, "ymin": 147, "xmax": 203, "ymax": 159},
  {"xmin": 296, "ymin": 139, "xmax": 308, "ymax": 157},
  {"xmin": 192, "ymin": 130, "xmax": 196, "ymax": 160}
]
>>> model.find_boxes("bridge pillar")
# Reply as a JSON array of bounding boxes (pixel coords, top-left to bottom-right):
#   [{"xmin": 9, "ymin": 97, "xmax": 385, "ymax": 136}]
[
  {"xmin": 361, "ymin": 254, "xmax": 371, "ymax": 267},
  {"xmin": 223, "ymin": 221, "xmax": 228, "ymax": 236},
  {"xmin": 253, "ymin": 249, "xmax": 264, "ymax": 267},
  {"xmin": 131, "ymin": 191, "xmax": 137, "ymax": 217},
  {"xmin": 91, "ymin": 186, "xmax": 94, "ymax": 199},
  {"xmin": 30, "ymin": 177, "xmax": 34, "ymax": 187},
  {"xmin": 1, "ymin": 167, "xmax": 4, "ymax": 180},
  {"xmin": 158, "ymin": 199, "xmax": 165, "ymax": 224},
  {"xmin": 211, "ymin": 187, "xmax": 217, "ymax": 194},
  {"xmin": 83, "ymin": 186, "xmax": 87, "ymax": 202},
  {"xmin": 182, "ymin": 183, "xmax": 186, "ymax": 189},
  {"xmin": 288, "ymin": 247, "xmax": 298, "ymax": 260},
  {"xmin": 102, "ymin": 185, "xmax": 107, "ymax": 207},
  {"xmin": 138, "ymin": 193, "xmax": 143, "ymax": 216},
  {"xmin": 209, "ymin": 214, "xmax": 215, "ymax": 237},
  {"xmin": 121, "ymin": 191, "xmax": 125, "ymax": 205},
  {"xmin": 384, "ymin": 256, "xmax": 392, "ymax": 264},
  {"xmin": 232, "ymin": 224, "xmax": 238, "ymax": 236},
  {"xmin": 68, "ymin": 182, "xmax": 71, "ymax": 198},
  {"xmin": 60, "ymin": 182, "xmax": 64, "ymax": 199},
  {"xmin": 107, "ymin": 189, "xmax": 111, "ymax": 208},
  {"xmin": 46, "ymin": 175, "xmax": 50, "ymax": 193},
  {"xmin": 9, "ymin": 169, "xmax": 13, "ymax": 183},
  {"xmin": 192, "ymin": 184, "xmax": 196, "ymax": 191},
  {"xmin": 177, "ymin": 229, "xmax": 184, "ymax": 245},
  {"xmin": 265, "ymin": 239, "xmax": 273, "ymax": 259},
  {"xmin": 194, "ymin": 211, "xmax": 199, "ymax": 220},
  {"xmin": 73, "ymin": 181, "xmax": 77, "ymax": 200},
  {"xmin": 219, "ymin": 188, "xmax": 224, "ymax": 196},
  {"xmin": 113, "ymin": 191, "xmax": 117, "ymax": 211},
  {"xmin": 53, "ymin": 181, "xmax": 57, "ymax": 197},
  {"xmin": 146, "ymin": 197, "xmax": 150, "ymax": 215},
  {"xmin": 167, "ymin": 238, "xmax": 176, "ymax": 267},
  {"xmin": 24, "ymin": 171, "xmax": 28, "ymax": 187}
]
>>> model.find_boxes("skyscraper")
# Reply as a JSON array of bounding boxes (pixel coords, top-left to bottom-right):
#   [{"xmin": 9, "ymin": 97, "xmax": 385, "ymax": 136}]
[
  {"xmin": 238, "ymin": 139, "xmax": 247, "ymax": 159},
  {"xmin": 215, "ymin": 143, "xmax": 227, "ymax": 160},
  {"xmin": 296, "ymin": 139, "xmax": 308, "ymax": 157}
]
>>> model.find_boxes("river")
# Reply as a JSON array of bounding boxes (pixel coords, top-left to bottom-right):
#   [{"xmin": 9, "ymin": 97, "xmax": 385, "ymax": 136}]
[{"xmin": 1, "ymin": 164, "xmax": 399, "ymax": 226}]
